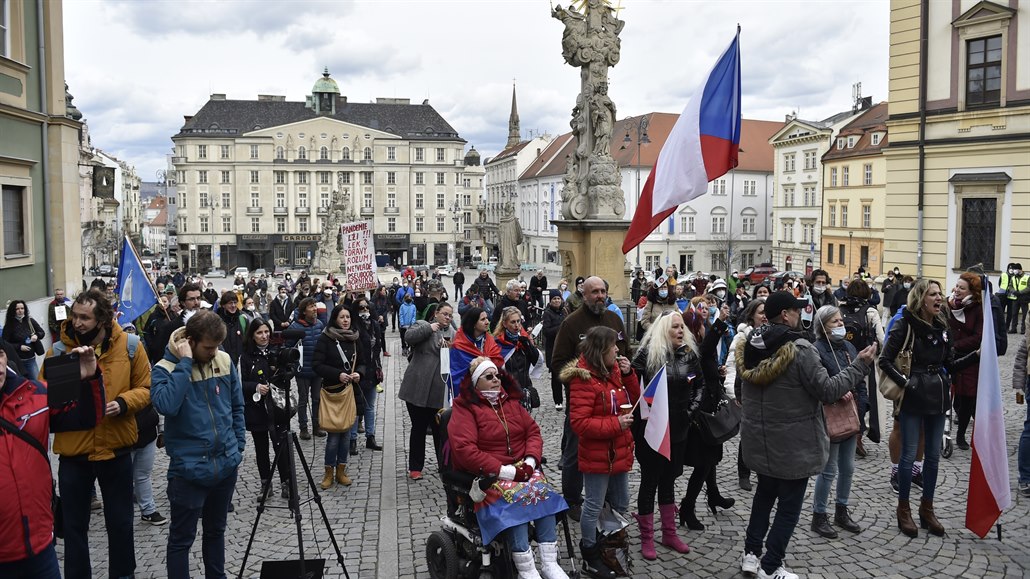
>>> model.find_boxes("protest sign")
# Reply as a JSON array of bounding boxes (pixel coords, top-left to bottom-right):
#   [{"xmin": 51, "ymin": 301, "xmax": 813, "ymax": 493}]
[{"xmin": 341, "ymin": 220, "xmax": 377, "ymax": 290}]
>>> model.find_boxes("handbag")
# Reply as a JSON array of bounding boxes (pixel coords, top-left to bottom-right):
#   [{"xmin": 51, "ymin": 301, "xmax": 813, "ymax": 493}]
[
  {"xmin": 824, "ymin": 391, "xmax": 860, "ymax": 442},
  {"xmin": 318, "ymin": 342, "xmax": 358, "ymax": 433},
  {"xmin": 0, "ymin": 416, "xmax": 63, "ymax": 539},
  {"xmin": 877, "ymin": 324, "xmax": 913, "ymax": 402},
  {"xmin": 694, "ymin": 394, "xmax": 741, "ymax": 445}
]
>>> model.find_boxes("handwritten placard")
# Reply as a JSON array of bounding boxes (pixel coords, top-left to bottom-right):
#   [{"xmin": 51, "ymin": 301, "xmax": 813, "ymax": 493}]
[{"xmin": 342, "ymin": 221, "xmax": 377, "ymax": 290}]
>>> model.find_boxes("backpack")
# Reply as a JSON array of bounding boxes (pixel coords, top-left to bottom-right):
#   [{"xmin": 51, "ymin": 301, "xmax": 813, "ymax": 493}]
[{"xmin": 840, "ymin": 303, "xmax": 873, "ymax": 350}]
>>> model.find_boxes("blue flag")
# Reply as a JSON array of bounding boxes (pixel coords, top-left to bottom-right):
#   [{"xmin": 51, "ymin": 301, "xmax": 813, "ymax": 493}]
[{"xmin": 116, "ymin": 236, "xmax": 158, "ymax": 325}]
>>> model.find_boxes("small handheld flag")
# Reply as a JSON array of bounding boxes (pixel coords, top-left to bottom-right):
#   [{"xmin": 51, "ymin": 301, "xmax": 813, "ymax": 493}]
[{"xmin": 641, "ymin": 365, "xmax": 671, "ymax": 460}]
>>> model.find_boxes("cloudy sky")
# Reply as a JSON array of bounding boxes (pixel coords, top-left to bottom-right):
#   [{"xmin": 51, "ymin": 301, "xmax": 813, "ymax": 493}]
[{"xmin": 64, "ymin": 0, "xmax": 889, "ymax": 180}]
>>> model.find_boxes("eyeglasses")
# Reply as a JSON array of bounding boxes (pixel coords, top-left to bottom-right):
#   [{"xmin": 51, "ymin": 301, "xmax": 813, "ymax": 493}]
[{"xmin": 481, "ymin": 373, "xmax": 499, "ymax": 381}]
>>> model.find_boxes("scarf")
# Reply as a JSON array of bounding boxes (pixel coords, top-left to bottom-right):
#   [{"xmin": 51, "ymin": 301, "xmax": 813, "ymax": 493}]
[{"xmin": 324, "ymin": 326, "xmax": 358, "ymax": 342}]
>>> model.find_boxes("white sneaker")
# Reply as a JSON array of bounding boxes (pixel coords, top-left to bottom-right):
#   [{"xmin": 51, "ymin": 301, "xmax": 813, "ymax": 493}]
[
  {"xmin": 759, "ymin": 565, "xmax": 799, "ymax": 579},
  {"xmin": 555, "ymin": 403, "xmax": 564, "ymax": 411},
  {"xmin": 741, "ymin": 552, "xmax": 760, "ymax": 576}
]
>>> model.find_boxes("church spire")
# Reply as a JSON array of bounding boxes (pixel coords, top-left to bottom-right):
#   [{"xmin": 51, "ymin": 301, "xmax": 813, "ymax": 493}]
[{"xmin": 507, "ymin": 81, "xmax": 521, "ymax": 148}]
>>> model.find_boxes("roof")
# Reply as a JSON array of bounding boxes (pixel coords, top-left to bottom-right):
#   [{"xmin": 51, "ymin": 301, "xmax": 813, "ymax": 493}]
[
  {"xmin": 487, "ymin": 141, "xmax": 533, "ymax": 164},
  {"xmin": 175, "ymin": 97, "xmax": 463, "ymax": 142},
  {"xmin": 524, "ymin": 114, "xmax": 782, "ymax": 179},
  {"xmin": 145, "ymin": 196, "xmax": 167, "ymax": 211},
  {"xmin": 822, "ymin": 102, "xmax": 889, "ymax": 161},
  {"xmin": 148, "ymin": 207, "xmax": 168, "ymax": 227}
]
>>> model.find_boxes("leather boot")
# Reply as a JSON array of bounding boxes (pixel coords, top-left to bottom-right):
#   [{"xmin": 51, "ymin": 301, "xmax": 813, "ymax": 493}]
[
  {"xmin": 320, "ymin": 466, "xmax": 334, "ymax": 490},
  {"xmin": 336, "ymin": 464, "xmax": 352, "ymax": 486},
  {"xmin": 810, "ymin": 512, "xmax": 838, "ymax": 539},
  {"xmin": 366, "ymin": 436, "xmax": 383, "ymax": 451},
  {"xmin": 834, "ymin": 504, "xmax": 862, "ymax": 533},
  {"xmin": 855, "ymin": 437, "xmax": 868, "ymax": 458},
  {"xmin": 678, "ymin": 497, "xmax": 704, "ymax": 531},
  {"xmin": 658, "ymin": 504, "xmax": 690, "ymax": 553},
  {"xmin": 579, "ymin": 540, "xmax": 616, "ymax": 579},
  {"xmin": 918, "ymin": 499, "xmax": 945, "ymax": 536},
  {"xmin": 896, "ymin": 499, "xmax": 918, "ymax": 538},
  {"xmin": 632, "ymin": 513, "xmax": 657, "ymax": 560},
  {"xmin": 349, "ymin": 439, "xmax": 358, "ymax": 456}
]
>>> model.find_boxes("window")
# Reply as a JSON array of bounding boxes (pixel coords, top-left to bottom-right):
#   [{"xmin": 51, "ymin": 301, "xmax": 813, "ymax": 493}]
[
  {"xmin": 842, "ymin": 166, "xmax": 849, "ymax": 187},
  {"xmin": 740, "ymin": 252, "xmax": 756, "ymax": 269},
  {"xmin": 415, "ymin": 172, "xmax": 425, "ymax": 185},
  {"xmin": 435, "ymin": 173, "xmax": 445, "ymax": 185},
  {"xmin": 198, "ymin": 145, "xmax": 207, "ymax": 159},
  {"xmin": 221, "ymin": 192, "xmax": 230, "ymax": 207},
  {"xmin": 830, "ymin": 167, "xmax": 838, "ymax": 187},
  {"xmin": 199, "ymin": 192, "xmax": 209, "ymax": 208},
  {"xmin": 364, "ymin": 192, "xmax": 373, "ymax": 209},
  {"xmin": 250, "ymin": 145, "xmax": 259, "ymax": 159},
  {"xmin": 275, "ymin": 217, "xmax": 286, "ymax": 233},
  {"xmin": 437, "ymin": 193, "xmax": 445, "ymax": 209},
  {"xmin": 321, "ymin": 191, "xmax": 330, "ymax": 208},
  {"xmin": 464, "ymin": 212, "xmax": 472, "ymax": 224},
  {"xmin": 782, "ymin": 221, "xmax": 794, "ymax": 242},
  {"xmin": 220, "ymin": 145, "xmax": 230, "ymax": 159},
  {"xmin": 196, "ymin": 170, "xmax": 208, "ymax": 185},
  {"xmin": 463, "ymin": 194, "xmax": 472, "ymax": 206},
  {"xmin": 274, "ymin": 171, "xmax": 286, "ymax": 184},
  {"xmin": 320, "ymin": 146, "xmax": 329, "ymax": 160},
  {"xmin": 179, "ymin": 217, "xmax": 187, "ymax": 233},
  {"xmin": 841, "ymin": 204, "xmax": 848, "ymax": 227},
  {"xmin": 298, "ymin": 146, "xmax": 307, "ymax": 160},
  {"xmin": 297, "ymin": 171, "xmax": 308, "ymax": 185},
  {"xmin": 782, "ymin": 186, "xmax": 794, "ymax": 207},
  {"xmin": 387, "ymin": 192, "xmax": 396, "ymax": 208},
  {"xmin": 967, "ymin": 35, "xmax": 1002, "ymax": 106},
  {"xmin": 959, "ymin": 196, "xmax": 998, "ymax": 270},
  {"xmin": 362, "ymin": 172, "xmax": 373, "ymax": 185},
  {"xmin": 220, "ymin": 170, "xmax": 230, "ymax": 184},
  {"xmin": 837, "ymin": 138, "xmax": 845, "ymax": 150},
  {"xmin": 804, "ymin": 150, "xmax": 816, "ymax": 170},
  {"xmin": 298, "ymin": 192, "xmax": 308, "ymax": 208},
  {"xmin": 862, "ymin": 205, "xmax": 871, "ymax": 228},
  {"xmin": 710, "ymin": 252, "xmax": 727, "ymax": 271},
  {"xmin": 742, "ymin": 216, "xmax": 756, "ymax": 234},
  {"xmin": 1, "ymin": 185, "xmax": 27, "ymax": 257},
  {"xmin": 250, "ymin": 217, "xmax": 260, "ymax": 233},
  {"xmin": 415, "ymin": 192, "xmax": 424, "ymax": 209},
  {"xmin": 838, "ymin": 244, "xmax": 845, "ymax": 265},
  {"xmin": 437, "ymin": 216, "xmax": 446, "ymax": 232},
  {"xmin": 387, "ymin": 146, "xmax": 396, "ymax": 161},
  {"xmin": 199, "ymin": 216, "xmax": 209, "ymax": 233},
  {"xmin": 222, "ymin": 216, "xmax": 232, "ymax": 233},
  {"xmin": 250, "ymin": 192, "xmax": 260, "ymax": 208},
  {"xmin": 276, "ymin": 146, "xmax": 284, "ymax": 160},
  {"xmin": 436, "ymin": 148, "xmax": 445, "ymax": 162},
  {"xmin": 341, "ymin": 147, "xmax": 350, "ymax": 161},
  {"xmin": 298, "ymin": 217, "xmax": 308, "ymax": 233},
  {"xmin": 250, "ymin": 171, "xmax": 259, "ymax": 184},
  {"xmin": 828, "ymin": 204, "xmax": 836, "ymax": 227},
  {"xmin": 415, "ymin": 147, "xmax": 424, "ymax": 162},
  {"xmin": 319, "ymin": 172, "xmax": 331, "ymax": 185},
  {"xmin": 711, "ymin": 214, "xmax": 726, "ymax": 234},
  {"xmin": 871, "ymin": 133, "xmax": 881, "ymax": 146},
  {"xmin": 743, "ymin": 179, "xmax": 757, "ymax": 196},
  {"xmin": 860, "ymin": 245, "xmax": 869, "ymax": 268},
  {"xmin": 803, "ymin": 186, "xmax": 815, "ymax": 206},
  {"xmin": 784, "ymin": 153, "xmax": 796, "ymax": 172},
  {"xmin": 363, "ymin": 147, "xmax": 372, "ymax": 161},
  {"xmin": 827, "ymin": 243, "xmax": 834, "ymax": 264},
  {"xmin": 847, "ymin": 136, "xmax": 856, "ymax": 148},
  {"xmin": 340, "ymin": 172, "xmax": 350, "ymax": 185},
  {"xmin": 712, "ymin": 179, "xmax": 726, "ymax": 195},
  {"xmin": 680, "ymin": 215, "xmax": 695, "ymax": 233},
  {"xmin": 864, "ymin": 164, "xmax": 873, "ymax": 186},
  {"xmin": 645, "ymin": 255, "xmax": 662, "ymax": 271},
  {"xmin": 388, "ymin": 217, "xmax": 396, "ymax": 232},
  {"xmin": 415, "ymin": 216, "xmax": 424, "ymax": 232},
  {"xmin": 387, "ymin": 172, "xmax": 396, "ymax": 185},
  {"xmin": 803, "ymin": 223, "xmax": 815, "ymax": 244},
  {"xmin": 276, "ymin": 192, "xmax": 286, "ymax": 208}
]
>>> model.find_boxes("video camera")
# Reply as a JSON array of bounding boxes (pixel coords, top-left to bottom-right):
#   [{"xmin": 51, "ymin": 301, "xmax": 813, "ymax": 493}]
[{"xmin": 267, "ymin": 328, "xmax": 305, "ymax": 384}]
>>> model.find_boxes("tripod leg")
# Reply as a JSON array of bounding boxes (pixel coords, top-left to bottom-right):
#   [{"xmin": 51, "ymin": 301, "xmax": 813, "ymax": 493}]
[
  {"xmin": 236, "ymin": 436, "xmax": 284, "ymax": 579},
  {"xmin": 285, "ymin": 431, "xmax": 308, "ymax": 579},
  {"xmin": 292, "ymin": 432, "xmax": 351, "ymax": 579}
]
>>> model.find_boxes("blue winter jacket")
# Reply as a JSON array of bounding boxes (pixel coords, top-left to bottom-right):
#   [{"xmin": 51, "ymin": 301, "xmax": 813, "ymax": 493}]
[
  {"xmin": 399, "ymin": 302, "xmax": 417, "ymax": 328},
  {"xmin": 395, "ymin": 286, "xmax": 415, "ymax": 305},
  {"xmin": 152, "ymin": 327, "xmax": 246, "ymax": 486},
  {"xmin": 288, "ymin": 317, "xmax": 324, "ymax": 378}
]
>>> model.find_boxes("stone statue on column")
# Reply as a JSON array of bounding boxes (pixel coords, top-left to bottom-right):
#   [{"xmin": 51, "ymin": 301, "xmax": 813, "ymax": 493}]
[{"xmin": 496, "ymin": 201, "xmax": 523, "ymax": 274}]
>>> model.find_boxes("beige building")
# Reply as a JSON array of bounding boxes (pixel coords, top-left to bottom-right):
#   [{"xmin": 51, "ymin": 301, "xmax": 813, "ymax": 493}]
[
  {"xmin": 885, "ymin": 0, "xmax": 1030, "ymax": 286},
  {"xmin": 172, "ymin": 70, "xmax": 480, "ymax": 271},
  {"xmin": 821, "ymin": 102, "xmax": 889, "ymax": 282}
]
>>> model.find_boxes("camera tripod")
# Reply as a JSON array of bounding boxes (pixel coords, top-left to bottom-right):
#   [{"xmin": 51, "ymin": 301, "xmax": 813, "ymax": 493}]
[{"xmin": 237, "ymin": 372, "xmax": 349, "ymax": 579}]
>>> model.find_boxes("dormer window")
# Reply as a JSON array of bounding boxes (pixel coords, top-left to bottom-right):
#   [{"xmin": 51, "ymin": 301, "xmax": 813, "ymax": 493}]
[
  {"xmin": 871, "ymin": 133, "xmax": 882, "ymax": 146},
  {"xmin": 847, "ymin": 136, "xmax": 856, "ymax": 148},
  {"xmin": 837, "ymin": 138, "xmax": 845, "ymax": 150}
]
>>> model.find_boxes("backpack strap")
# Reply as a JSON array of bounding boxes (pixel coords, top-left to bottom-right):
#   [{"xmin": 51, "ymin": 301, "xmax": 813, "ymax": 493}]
[{"xmin": 56, "ymin": 334, "xmax": 139, "ymax": 359}]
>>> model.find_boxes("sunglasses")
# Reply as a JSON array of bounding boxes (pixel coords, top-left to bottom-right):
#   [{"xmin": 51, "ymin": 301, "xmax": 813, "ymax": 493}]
[{"xmin": 480, "ymin": 373, "xmax": 500, "ymax": 381}]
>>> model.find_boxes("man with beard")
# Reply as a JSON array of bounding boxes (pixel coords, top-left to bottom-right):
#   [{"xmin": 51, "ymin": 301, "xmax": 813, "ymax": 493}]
[
  {"xmin": 550, "ymin": 276, "xmax": 628, "ymax": 520},
  {"xmin": 43, "ymin": 288, "xmax": 152, "ymax": 579}
]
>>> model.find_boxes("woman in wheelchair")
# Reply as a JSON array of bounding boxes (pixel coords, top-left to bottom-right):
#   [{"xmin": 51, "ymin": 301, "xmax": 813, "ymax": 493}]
[{"xmin": 448, "ymin": 357, "xmax": 570, "ymax": 579}]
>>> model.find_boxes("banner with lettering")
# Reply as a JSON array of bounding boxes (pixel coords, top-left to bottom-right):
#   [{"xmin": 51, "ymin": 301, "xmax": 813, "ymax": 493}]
[{"xmin": 342, "ymin": 221, "xmax": 377, "ymax": 290}]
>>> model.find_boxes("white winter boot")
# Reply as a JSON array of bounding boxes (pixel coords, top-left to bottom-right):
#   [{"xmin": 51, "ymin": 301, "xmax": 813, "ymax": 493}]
[
  {"xmin": 512, "ymin": 549, "xmax": 542, "ymax": 579},
  {"xmin": 537, "ymin": 542, "xmax": 569, "ymax": 579}
]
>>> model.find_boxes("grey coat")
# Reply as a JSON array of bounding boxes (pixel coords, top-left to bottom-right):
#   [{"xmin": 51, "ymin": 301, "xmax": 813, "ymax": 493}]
[
  {"xmin": 736, "ymin": 335, "xmax": 869, "ymax": 480},
  {"xmin": 398, "ymin": 320, "xmax": 455, "ymax": 409}
]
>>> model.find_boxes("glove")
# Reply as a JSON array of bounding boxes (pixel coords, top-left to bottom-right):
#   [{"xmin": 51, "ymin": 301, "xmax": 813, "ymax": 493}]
[
  {"xmin": 518, "ymin": 335, "xmax": 533, "ymax": 349},
  {"xmin": 514, "ymin": 462, "xmax": 534, "ymax": 482},
  {"xmin": 499, "ymin": 464, "xmax": 516, "ymax": 481}
]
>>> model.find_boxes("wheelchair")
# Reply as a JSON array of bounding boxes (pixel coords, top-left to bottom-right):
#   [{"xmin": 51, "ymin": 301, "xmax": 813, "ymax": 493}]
[{"xmin": 425, "ymin": 409, "xmax": 580, "ymax": 579}]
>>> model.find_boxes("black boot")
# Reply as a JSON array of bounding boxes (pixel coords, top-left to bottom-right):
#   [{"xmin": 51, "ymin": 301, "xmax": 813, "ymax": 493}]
[
  {"xmin": 957, "ymin": 430, "xmax": 969, "ymax": 450},
  {"xmin": 834, "ymin": 504, "xmax": 862, "ymax": 533},
  {"xmin": 678, "ymin": 497, "xmax": 704, "ymax": 530},
  {"xmin": 580, "ymin": 539, "xmax": 616, "ymax": 579},
  {"xmin": 706, "ymin": 470, "xmax": 735, "ymax": 514},
  {"xmin": 366, "ymin": 436, "xmax": 383, "ymax": 451},
  {"xmin": 349, "ymin": 439, "xmax": 358, "ymax": 456},
  {"xmin": 811, "ymin": 512, "xmax": 838, "ymax": 538}
]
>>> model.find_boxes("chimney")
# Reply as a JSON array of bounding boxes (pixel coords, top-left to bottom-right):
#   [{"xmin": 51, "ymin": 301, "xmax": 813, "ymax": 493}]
[
  {"xmin": 257, "ymin": 95, "xmax": 286, "ymax": 102},
  {"xmin": 210, "ymin": 93, "xmax": 226, "ymax": 101}
]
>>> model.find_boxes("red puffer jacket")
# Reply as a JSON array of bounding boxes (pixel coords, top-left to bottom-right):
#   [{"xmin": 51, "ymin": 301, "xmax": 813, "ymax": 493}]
[
  {"xmin": 448, "ymin": 370, "xmax": 543, "ymax": 478},
  {"xmin": 562, "ymin": 356, "xmax": 639, "ymax": 474}
]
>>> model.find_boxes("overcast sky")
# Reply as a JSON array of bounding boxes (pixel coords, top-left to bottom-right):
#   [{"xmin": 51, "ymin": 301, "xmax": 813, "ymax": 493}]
[{"xmin": 64, "ymin": 0, "xmax": 889, "ymax": 180}]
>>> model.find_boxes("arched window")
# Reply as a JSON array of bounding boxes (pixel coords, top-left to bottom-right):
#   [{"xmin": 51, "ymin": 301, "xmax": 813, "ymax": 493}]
[
  {"xmin": 320, "ymin": 146, "xmax": 329, "ymax": 160},
  {"xmin": 298, "ymin": 146, "xmax": 307, "ymax": 160},
  {"xmin": 276, "ymin": 146, "xmax": 284, "ymax": 159},
  {"xmin": 710, "ymin": 206, "xmax": 728, "ymax": 235},
  {"xmin": 363, "ymin": 147, "xmax": 372, "ymax": 161},
  {"xmin": 341, "ymin": 147, "xmax": 351, "ymax": 161}
]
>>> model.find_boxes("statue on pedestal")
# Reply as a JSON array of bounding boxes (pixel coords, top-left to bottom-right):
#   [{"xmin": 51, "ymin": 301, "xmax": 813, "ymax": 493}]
[
  {"xmin": 312, "ymin": 174, "xmax": 358, "ymax": 273},
  {"xmin": 496, "ymin": 201, "xmax": 523, "ymax": 273}
]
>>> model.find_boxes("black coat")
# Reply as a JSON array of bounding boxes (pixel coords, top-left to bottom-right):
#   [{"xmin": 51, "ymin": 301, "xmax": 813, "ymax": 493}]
[
  {"xmin": 312, "ymin": 334, "xmax": 365, "ymax": 390},
  {"xmin": 879, "ymin": 308, "xmax": 954, "ymax": 416},
  {"xmin": 218, "ymin": 310, "xmax": 245, "ymax": 365},
  {"xmin": 2, "ymin": 317, "xmax": 45, "ymax": 361},
  {"xmin": 240, "ymin": 346, "xmax": 277, "ymax": 431},
  {"xmin": 541, "ymin": 305, "xmax": 565, "ymax": 368},
  {"xmin": 528, "ymin": 275, "xmax": 548, "ymax": 300},
  {"xmin": 490, "ymin": 295, "xmax": 529, "ymax": 331},
  {"xmin": 631, "ymin": 345, "xmax": 706, "ymax": 449},
  {"xmin": 269, "ymin": 295, "xmax": 295, "ymax": 329}
]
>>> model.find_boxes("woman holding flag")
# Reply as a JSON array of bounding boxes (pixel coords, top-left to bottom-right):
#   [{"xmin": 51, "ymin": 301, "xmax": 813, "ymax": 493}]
[
  {"xmin": 630, "ymin": 311, "xmax": 706, "ymax": 560},
  {"xmin": 494, "ymin": 306, "xmax": 540, "ymax": 412},
  {"xmin": 449, "ymin": 307, "xmax": 503, "ymax": 396}
]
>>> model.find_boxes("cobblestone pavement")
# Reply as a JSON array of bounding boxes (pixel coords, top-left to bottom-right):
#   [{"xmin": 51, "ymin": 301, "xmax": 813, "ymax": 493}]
[{"xmin": 65, "ymin": 330, "xmax": 1030, "ymax": 578}]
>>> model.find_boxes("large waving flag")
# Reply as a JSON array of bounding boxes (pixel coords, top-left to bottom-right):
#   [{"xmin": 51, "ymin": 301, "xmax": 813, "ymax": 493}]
[
  {"xmin": 623, "ymin": 29, "xmax": 742, "ymax": 254},
  {"xmin": 965, "ymin": 280, "xmax": 1011, "ymax": 537},
  {"xmin": 116, "ymin": 236, "xmax": 158, "ymax": 325},
  {"xmin": 640, "ymin": 365, "xmax": 671, "ymax": 460}
]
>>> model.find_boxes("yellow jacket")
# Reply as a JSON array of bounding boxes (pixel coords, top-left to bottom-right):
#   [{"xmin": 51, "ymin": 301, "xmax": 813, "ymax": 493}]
[{"xmin": 43, "ymin": 322, "xmax": 152, "ymax": 460}]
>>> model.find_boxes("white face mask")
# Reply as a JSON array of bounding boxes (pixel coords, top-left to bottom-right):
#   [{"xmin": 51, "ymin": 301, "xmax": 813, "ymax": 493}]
[
  {"xmin": 560, "ymin": 284, "xmax": 568, "ymax": 290},
  {"xmin": 715, "ymin": 290, "xmax": 726, "ymax": 299},
  {"xmin": 480, "ymin": 389, "xmax": 502, "ymax": 405},
  {"xmin": 246, "ymin": 305, "xmax": 255, "ymax": 312},
  {"xmin": 903, "ymin": 282, "xmax": 911, "ymax": 290},
  {"xmin": 826, "ymin": 326, "xmax": 847, "ymax": 343},
  {"xmin": 812, "ymin": 284, "xmax": 826, "ymax": 295}
]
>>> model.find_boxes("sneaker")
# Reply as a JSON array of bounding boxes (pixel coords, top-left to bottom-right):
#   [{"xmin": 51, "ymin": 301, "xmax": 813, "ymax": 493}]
[
  {"xmin": 759, "ymin": 566, "xmax": 799, "ymax": 579},
  {"xmin": 409, "ymin": 470, "xmax": 423, "ymax": 480},
  {"xmin": 741, "ymin": 551, "xmax": 760, "ymax": 576},
  {"xmin": 1019, "ymin": 482, "xmax": 1030, "ymax": 497},
  {"xmin": 555, "ymin": 403, "xmax": 564, "ymax": 411},
  {"xmin": 890, "ymin": 471, "xmax": 899, "ymax": 494},
  {"xmin": 141, "ymin": 511, "xmax": 168, "ymax": 526},
  {"xmin": 300, "ymin": 428, "xmax": 312, "ymax": 440},
  {"xmin": 383, "ymin": 351, "xmax": 392, "ymax": 357}
]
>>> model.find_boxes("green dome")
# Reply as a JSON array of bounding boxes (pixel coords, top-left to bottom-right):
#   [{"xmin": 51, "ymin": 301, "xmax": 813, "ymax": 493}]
[{"xmin": 312, "ymin": 67, "xmax": 340, "ymax": 95}]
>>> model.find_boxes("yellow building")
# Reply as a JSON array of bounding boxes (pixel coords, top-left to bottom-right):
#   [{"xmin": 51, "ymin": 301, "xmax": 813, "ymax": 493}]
[
  {"xmin": 822, "ymin": 102, "xmax": 889, "ymax": 282},
  {"xmin": 885, "ymin": 0, "xmax": 1030, "ymax": 288}
]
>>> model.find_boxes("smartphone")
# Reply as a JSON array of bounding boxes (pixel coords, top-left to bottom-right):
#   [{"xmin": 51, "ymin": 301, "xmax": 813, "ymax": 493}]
[{"xmin": 44, "ymin": 353, "xmax": 81, "ymax": 406}]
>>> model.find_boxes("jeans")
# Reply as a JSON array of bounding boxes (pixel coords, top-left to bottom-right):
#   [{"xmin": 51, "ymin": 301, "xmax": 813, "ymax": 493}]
[
  {"xmin": 324, "ymin": 432, "xmax": 350, "ymax": 466},
  {"xmin": 296, "ymin": 375, "xmax": 322, "ymax": 430},
  {"xmin": 59, "ymin": 453, "xmax": 136, "ymax": 579},
  {"xmin": 484, "ymin": 298, "xmax": 495, "ymax": 317},
  {"xmin": 22, "ymin": 356, "xmax": 39, "ymax": 380},
  {"xmin": 167, "ymin": 469, "xmax": 238, "ymax": 579},
  {"xmin": 1019, "ymin": 392, "xmax": 1030, "ymax": 484},
  {"xmin": 406, "ymin": 402, "xmax": 441, "ymax": 472},
  {"xmin": 581, "ymin": 471, "xmax": 630, "ymax": 547},
  {"xmin": 813, "ymin": 435, "xmax": 857, "ymax": 513},
  {"xmin": 745, "ymin": 474, "xmax": 808, "ymax": 576},
  {"xmin": 506, "ymin": 515, "xmax": 558, "ymax": 552},
  {"xmin": 131, "ymin": 440, "xmax": 158, "ymax": 516},
  {"xmin": 897, "ymin": 411, "xmax": 946, "ymax": 501},
  {"xmin": 559, "ymin": 405, "xmax": 582, "ymax": 506},
  {"xmin": 0, "ymin": 542, "xmax": 61, "ymax": 579},
  {"xmin": 351, "ymin": 387, "xmax": 377, "ymax": 441},
  {"xmin": 252, "ymin": 429, "xmax": 289, "ymax": 484}
]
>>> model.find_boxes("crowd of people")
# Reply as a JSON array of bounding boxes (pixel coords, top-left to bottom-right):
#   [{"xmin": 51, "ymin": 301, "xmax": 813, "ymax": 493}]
[{"xmin": 1, "ymin": 261, "xmax": 1029, "ymax": 579}]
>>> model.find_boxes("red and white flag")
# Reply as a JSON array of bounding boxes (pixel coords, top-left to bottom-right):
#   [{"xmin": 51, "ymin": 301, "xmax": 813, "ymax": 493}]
[{"xmin": 965, "ymin": 284, "xmax": 1011, "ymax": 537}]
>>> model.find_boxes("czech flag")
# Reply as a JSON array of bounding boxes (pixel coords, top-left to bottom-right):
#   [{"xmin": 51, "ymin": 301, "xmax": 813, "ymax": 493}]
[
  {"xmin": 623, "ymin": 29, "xmax": 742, "ymax": 254},
  {"xmin": 639, "ymin": 365, "xmax": 671, "ymax": 460},
  {"xmin": 965, "ymin": 277, "xmax": 1011, "ymax": 537}
]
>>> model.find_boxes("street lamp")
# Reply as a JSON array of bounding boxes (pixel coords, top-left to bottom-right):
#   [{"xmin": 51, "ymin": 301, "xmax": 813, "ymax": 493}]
[
  {"xmin": 848, "ymin": 230, "xmax": 854, "ymax": 277},
  {"xmin": 450, "ymin": 198, "xmax": 462, "ymax": 266},
  {"xmin": 620, "ymin": 116, "xmax": 650, "ymax": 270}
]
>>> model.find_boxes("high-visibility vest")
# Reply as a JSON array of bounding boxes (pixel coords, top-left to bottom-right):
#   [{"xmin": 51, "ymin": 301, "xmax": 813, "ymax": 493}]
[{"xmin": 1000, "ymin": 273, "xmax": 1028, "ymax": 300}]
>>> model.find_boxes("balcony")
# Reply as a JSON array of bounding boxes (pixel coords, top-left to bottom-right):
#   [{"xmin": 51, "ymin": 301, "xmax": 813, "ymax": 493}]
[
  {"xmin": 171, "ymin": 156, "xmax": 187, "ymax": 164},
  {"xmin": 295, "ymin": 206, "xmax": 310, "ymax": 215},
  {"xmin": 317, "ymin": 206, "xmax": 328, "ymax": 215},
  {"xmin": 361, "ymin": 206, "xmax": 375, "ymax": 216},
  {"xmin": 384, "ymin": 206, "xmax": 399, "ymax": 214},
  {"xmin": 273, "ymin": 206, "xmax": 288, "ymax": 215},
  {"xmin": 246, "ymin": 206, "xmax": 262, "ymax": 215}
]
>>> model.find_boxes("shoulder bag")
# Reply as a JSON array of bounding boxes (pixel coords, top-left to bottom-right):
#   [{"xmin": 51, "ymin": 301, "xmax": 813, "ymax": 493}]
[
  {"xmin": 877, "ymin": 323, "xmax": 913, "ymax": 402},
  {"xmin": 694, "ymin": 394, "xmax": 741, "ymax": 445},
  {"xmin": 824, "ymin": 391, "xmax": 860, "ymax": 442},
  {"xmin": 318, "ymin": 342, "xmax": 357, "ymax": 433},
  {"xmin": 0, "ymin": 416, "xmax": 62, "ymax": 539}
]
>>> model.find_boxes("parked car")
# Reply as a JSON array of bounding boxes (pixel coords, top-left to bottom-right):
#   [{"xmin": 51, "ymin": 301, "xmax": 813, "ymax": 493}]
[
  {"xmin": 436, "ymin": 265, "xmax": 455, "ymax": 276},
  {"xmin": 254, "ymin": 268, "xmax": 268, "ymax": 277},
  {"xmin": 98, "ymin": 264, "xmax": 115, "ymax": 277},
  {"xmin": 273, "ymin": 266, "xmax": 288, "ymax": 279},
  {"xmin": 207, "ymin": 268, "xmax": 227, "ymax": 279},
  {"xmin": 741, "ymin": 263, "xmax": 777, "ymax": 286},
  {"xmin": 233, "ymin": 266, "xmax": 249, "ymax": 278}
]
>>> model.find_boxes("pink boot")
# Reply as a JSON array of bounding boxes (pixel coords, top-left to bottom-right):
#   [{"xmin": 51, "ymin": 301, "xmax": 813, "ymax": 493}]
[
  {"xmin": 659, "ymin": 504, "xmax": 691, "ymax": 553},
  {"xmin": 633, "ymin": 512, "xmax": 658, "ymax": 560}
]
